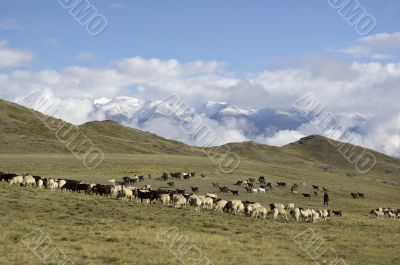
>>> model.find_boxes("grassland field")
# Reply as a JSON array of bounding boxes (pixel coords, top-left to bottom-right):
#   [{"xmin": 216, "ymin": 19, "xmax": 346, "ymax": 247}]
[{"xmin": 0, "ymin": 153, "xmax": 399, "ymax": 265}]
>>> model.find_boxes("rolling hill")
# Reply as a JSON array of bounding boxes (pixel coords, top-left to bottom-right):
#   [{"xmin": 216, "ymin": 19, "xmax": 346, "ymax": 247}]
[
  {"xmin": 0, "ymin": 98, "xmax": 399, "ymax": 177},
  {"xmin": 0, "ymin": 99, "xmax": 202, "ymax": 155}
]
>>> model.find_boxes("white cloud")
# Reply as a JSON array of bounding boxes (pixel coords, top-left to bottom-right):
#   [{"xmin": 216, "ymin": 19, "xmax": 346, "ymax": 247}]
[
  {"xmin": 0, "ymin": 18, "xmax": 19, "ymax": 30},
  {"xmin": 264, "ymin": 130, "xmax": 306, "ymax": 146},
  {"xmin": 0, "ymin": 40, "xmax": 34, "ymax": 69},
  {"xmin": 335, "ymin": 32, "xmax": 400, "ymax": 60},
  {"xmin": 0, "ymin": 55, "xmax": 399, "ymax": 158}
]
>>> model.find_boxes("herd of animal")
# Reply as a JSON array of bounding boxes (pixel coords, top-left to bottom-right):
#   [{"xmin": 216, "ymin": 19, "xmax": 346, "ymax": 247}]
[{"xmin": 1, "ymin": 172, "xmax": 399, "ymax": 221}]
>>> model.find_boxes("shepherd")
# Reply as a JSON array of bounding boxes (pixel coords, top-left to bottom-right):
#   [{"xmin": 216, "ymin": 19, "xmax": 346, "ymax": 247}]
[{"xmin": 323, "ymin": 192, "xmax": 329, "ymax": 206}]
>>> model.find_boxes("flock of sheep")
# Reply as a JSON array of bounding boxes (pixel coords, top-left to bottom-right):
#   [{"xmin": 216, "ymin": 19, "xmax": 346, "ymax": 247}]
[{"xmin": 1, "ymin": 172, "xmax": 399, "ymax": 222}]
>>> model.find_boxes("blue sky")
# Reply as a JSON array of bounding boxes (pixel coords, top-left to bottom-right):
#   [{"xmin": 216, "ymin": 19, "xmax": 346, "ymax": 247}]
[
  {"xmin": 0, "ymin": 0, "xmax": 399, "ymax": 157},
  {"xmin": 0, "ymin": 0, "xmax": 399, "ymax": 72}
]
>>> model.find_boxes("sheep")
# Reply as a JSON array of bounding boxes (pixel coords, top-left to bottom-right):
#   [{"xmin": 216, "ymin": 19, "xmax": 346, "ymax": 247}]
[
  {"xmin": 300, "ymin": 209, "xmax": 314, "ymax": 222},
  {"xmin": 257, "ymin": 188, "xmax": 266, "ymax": 193},
  {"xmin": 108, "ymin": 179, "xmax": 116, "ymax": 185},
  {"xmin": 291, "ymin": 208, "xmax": 301, "ymax": 222},
  {"xmin": 188, "ymin": 195, "xmax": 202, "ymax": 211},
  {"xmin": 159, "ymin": 193, "xmax": 170, "ymax": 205},
  {"xmin": 251, "ymin": 188, "xmax": 258, "ymax": 193},
  {"xmin": 173, "ymin": 194, "xmax": 187, "ymax": 208},
  {"xmin": 205, "ymin": 193, "xmax": 217, "ymax": 199},
  {"xmin": 48, "ymin": 181, "xmax": 59, "ymax": 191},
  {"xmin": 22, "ymin": 175, "xmax": 36, "ymax": 187},
  {"xmin": 332, "ymin": 210, "xmax": 342, "ymax": 217},
  {"xmin": 202, "ymin": 197, "xmax": 214, "ymax": 210},
  {"xmin": 224, "ymin": 200, "xmax": 242, "ymax": 214},
  {"xmin": 9, "ymin": 176, "xmax": 23, "ymax": 186},
  {"xmin": 316, "ymin": 209, "xmax": 329, "ymax": 221},
  {"xmin": 37, "ymin": 179, "xmax": 44, "ymax": 189},
  {"xmin": 213, "ymin": 200, "xmax": 228, "ymax": 212},
  {"xmin": 251, "ymin": 206, "xmax": 268, "ymax": 219},
  {"xmin": 370, "ymin": 209, "xmax": 384, "ymax": 219},
  {"xmin": 245, "ymin": 203, "xmax": 262, "ymax": 216},
  {"xmin": 286, "ymin": 203, "xmax": 295, "ymax": 212},
  {"xmin": 312, "ymin": 210, "xmax": 321, "ymax": 223},
  {"xmin": 272, "ymin": 208, "xmax": 288, "ymax": 221},
  {"xmin": 117, "ymin": 187, "xmax": 134, "ymax": 201},
  {"xmin": 234, "ymin": 202, "xmax": 245, "ymax": 215},
  {"xmin": 47, "ymin": 178, "xmax": 55, "ymax": 189},
  {"xmin": 270, "ymin": 203, "xmax": 285, "ymax": 211},
  {"xmin": 58, "ymin": 179, "xmax": 66, "ymax": 190}
]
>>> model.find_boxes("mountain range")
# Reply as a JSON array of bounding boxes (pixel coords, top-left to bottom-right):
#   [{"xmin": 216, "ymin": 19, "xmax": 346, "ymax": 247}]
[
  {"xmin": 84, "ymin": 96, "xmax": 368, "ymax": 147},
  {"xmin": 0, "ymin": 98, "xmax": 399, "ymax": 176}
]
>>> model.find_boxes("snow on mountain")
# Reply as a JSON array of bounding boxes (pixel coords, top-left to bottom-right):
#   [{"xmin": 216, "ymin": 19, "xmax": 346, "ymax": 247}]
[
  {"xmin": 86, "ymin": 96, "xmax": 372, "ymax": 148},
  {"xmin": 92, "ymin": 97, "xmax": 144, "ymax": 121}
]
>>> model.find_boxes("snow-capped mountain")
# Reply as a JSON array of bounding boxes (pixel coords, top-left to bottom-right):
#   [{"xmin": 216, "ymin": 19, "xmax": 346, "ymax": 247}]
[{"xmin": 90, "ymin": 97, "xmax": 367, "ymax": 145}]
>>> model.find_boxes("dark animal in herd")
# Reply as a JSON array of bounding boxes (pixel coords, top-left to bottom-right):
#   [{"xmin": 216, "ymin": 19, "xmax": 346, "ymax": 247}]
[
  {"xmin": 219, "ymin": 187, "xmax": 230, "ymax": 193},
  {"xmin": 191, "ymin": 186, "xmax": 199, "ymax": 194},
  {"xmin": 231, "ymin": 190, "xmax": 239, "ymax": 196},
  {"xmin": 266, "ymin": 183, "xmax": 274, "ymax": 190},
  {"xmin": 302, "ymin": 193, "xmax": 311, "ymax": 199},
  {"xmin": 167, "ymin": 182, "xmax": 175, "ymax": 187},
  {"xmin": 234, "ymin": 180, "xmax": 243, "ymax": 186},
  {"xmin": 351, "ymin": 192, "xmax": 365, "ymax": 199},
  {"xmin": 312, "ymin": 185, "xmax": 319, "ymax": 190},
  {"xmin": 332, "ymin": 210, "xmax": 342, "ymax": 217},
  {"xmin": 176, "ymin": 189, "xmax": 185, "ymax": 195},
  {"xmin": 276, "ymin": 182, "xmax": 286, "ymax": 187}
]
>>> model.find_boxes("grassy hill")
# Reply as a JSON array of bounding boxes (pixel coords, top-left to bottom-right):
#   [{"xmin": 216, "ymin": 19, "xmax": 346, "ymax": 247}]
[
  {"xmin": 1, "ymin": 99, "xmax": 400, "ymax": 265},
  {"xmin": 0, "ymin": 99, "xmax": 202, "ymax": 155},
  {"xmin": 0, "ymin": 98, "xmax": 399, "ymax": 178}
]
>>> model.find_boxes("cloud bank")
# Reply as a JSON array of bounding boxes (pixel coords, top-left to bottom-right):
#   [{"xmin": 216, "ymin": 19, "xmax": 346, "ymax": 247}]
[{"xmin": 0, "ymin": 42, "xmax": 399, "ymax": 158}]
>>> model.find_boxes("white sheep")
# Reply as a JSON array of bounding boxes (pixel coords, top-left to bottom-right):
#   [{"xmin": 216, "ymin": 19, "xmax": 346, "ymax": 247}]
[
  {"xmin": 22, "ymin": 175, "xmax": 36, "ymax": 187},
  {"xmin": 251, "ymin": 206, "xmax": 268, "ymax": 219},
  {"xmin": 205, "ymin": 193, "xmax": 218, "ymax": 199},
  {"xmin": 272, "ymin": 208, "xmax": 288, "ymax": 221},
  {"xmin": 245, "ymin": 203, "xmax": 262, "ymax": 216},
  {"xmin": 234, "ymin": 202, "xmax": 245, "ymax": 215},
  {"xmin": 213, "ymin": 200, "xmax": 228, "ymax": 212},
  {"xmin": 58, "ymin": 179, "xmax": 66, "ymax": 189},
  {"xmin": 49, "ymin": 181, "xmax": 59, "ymax": 191},
  {"xmin": 173, "ymin": 195, "xmax": 187, "ymax": 208},
  {"xmin": 316, "ymin": 209, "xmax": 329, "ymax": 221},
  {"xmin": 9, "ymin": 176, "xmax": 23, "ymax": 185},
  {"xmin": 286, "ymin": 203, "xmax": 295, "ymax": 212},
  {"xmin": 202, "ymin": 197, "xmax": 214, "ymax": 210},
  {"xmin": 291, "ymin": 208, "xmax": 301, "ymax": 222},
  {"xmin": 159, "ymin": 194, "xmax": 170, "ymax": 205},
  {"xmin": 37, "ymin": 179, "xmax": 43, "ymax": 189},
  {"xmin": 300, "ymin": 209, "xmax": 314, "ymax": 222},
  {"xmin": 118, "ymin": 187, "xmax": 134, "ymax": 201},
  {"xmin": 311, "ymin": 210, "xmax": 320, "ymax": 223},
  {"xmin": 188, "ymin": 195, "xmax": 202, "ymax": 211}
]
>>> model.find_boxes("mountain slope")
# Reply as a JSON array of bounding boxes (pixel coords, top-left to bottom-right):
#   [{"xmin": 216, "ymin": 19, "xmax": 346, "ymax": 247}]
[
  {"xmin": 0, "ymin": 99, "xmax": 398, "ymax": 177},
  {"xmin": 0, "ymin": 99, "xmax": 202, "ymax": 155},
  {"xmin": 282, "ymin": 135, "xmax": 400, "ymax": 175}
]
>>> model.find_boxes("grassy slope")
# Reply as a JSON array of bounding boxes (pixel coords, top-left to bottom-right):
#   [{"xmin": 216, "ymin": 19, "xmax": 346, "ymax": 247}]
[
  {"xmin": 0, "ymin": 163, "xmax": 399, "ymax": 265},
  {"xmin": 0, "ymin": 99, "xmax": 202, "ymax": 155},
  {"xmin": 1, "ymin": 99, "xmax": 400, "ymax": 264}
]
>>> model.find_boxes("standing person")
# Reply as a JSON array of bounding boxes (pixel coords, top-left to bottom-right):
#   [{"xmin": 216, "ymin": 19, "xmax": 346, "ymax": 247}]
[{"xmin": 323, "ymin": 192, "xmax": 329, "ymax": 206}]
